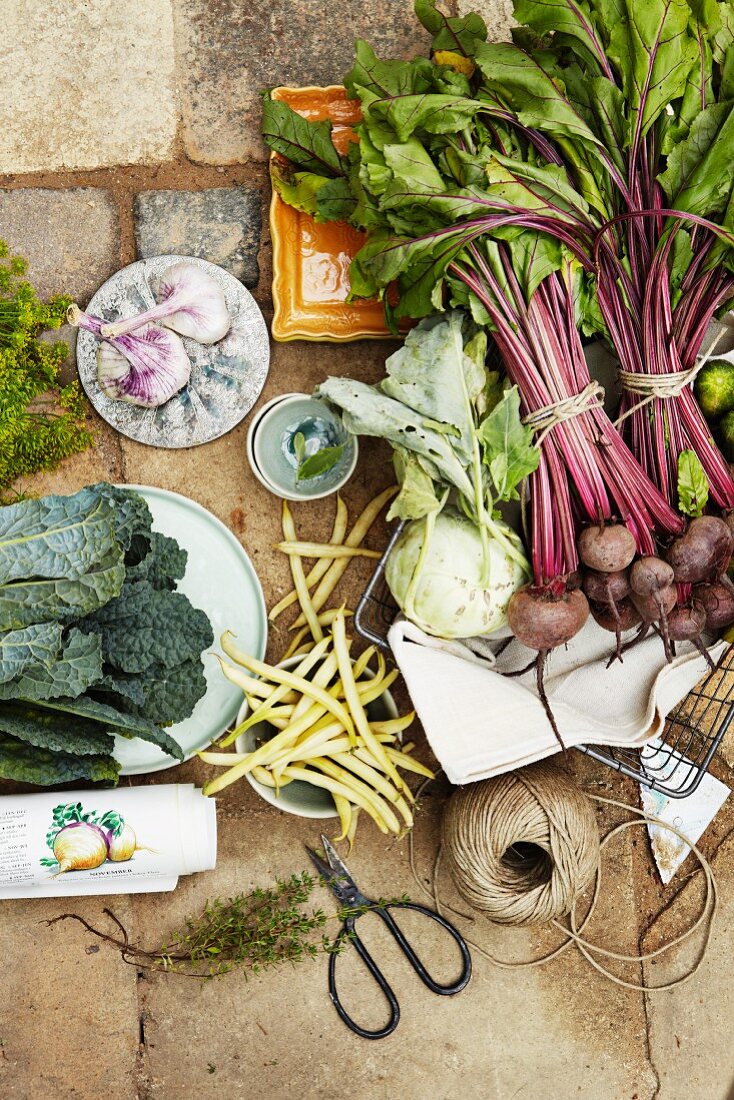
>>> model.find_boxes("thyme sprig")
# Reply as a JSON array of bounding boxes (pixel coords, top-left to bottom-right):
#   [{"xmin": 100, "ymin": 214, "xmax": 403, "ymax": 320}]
[{"xmin": 45, "ymin": 871, "xmax": 409, "ymax": 979}]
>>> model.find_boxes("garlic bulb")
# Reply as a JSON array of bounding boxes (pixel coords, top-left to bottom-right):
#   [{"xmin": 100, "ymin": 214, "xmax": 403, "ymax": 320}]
[
  {"xmin": 101, "ymin": 262, "xmax": 231, "ymax": 345},
  {"xmin": 95, "ymin": 324, "xmax": 191, "ymax": 407},
  {"xmin": 69, "ymin": 305, "xmax": 191, "ymax": 408}
]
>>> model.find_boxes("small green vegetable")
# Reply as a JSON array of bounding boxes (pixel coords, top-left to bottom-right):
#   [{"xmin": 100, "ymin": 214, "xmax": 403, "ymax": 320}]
[
  {"xmin": 719, "ymin": 409, "xmax": 734, "ymax": 462},
  {"xmin": 694, "ymin": 360, "xmax": 734, "ymax": 421}
]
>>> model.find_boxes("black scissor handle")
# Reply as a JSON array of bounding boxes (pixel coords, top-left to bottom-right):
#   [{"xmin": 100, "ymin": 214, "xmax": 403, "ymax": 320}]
[
  {"xmin": 376, "ymin": 902, "xmax": 472, "ymax": 995},
  {"xmin": 328, "ymin": 920, "xmax": 400, "ymax": 1040}
]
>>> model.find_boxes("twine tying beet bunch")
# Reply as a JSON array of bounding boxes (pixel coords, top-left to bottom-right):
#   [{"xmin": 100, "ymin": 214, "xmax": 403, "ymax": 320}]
[{"xmin": 414, "ymin": 763, "xmax": 717, "ymax": 992}]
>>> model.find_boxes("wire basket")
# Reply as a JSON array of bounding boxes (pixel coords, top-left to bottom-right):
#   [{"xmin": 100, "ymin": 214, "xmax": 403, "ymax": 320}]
[{"xmin": 354, "ymin": 524, "xmax": 734, "ymax": 798}]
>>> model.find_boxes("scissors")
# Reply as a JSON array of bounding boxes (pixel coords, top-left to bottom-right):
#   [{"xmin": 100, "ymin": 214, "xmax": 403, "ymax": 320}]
[{"xmin": 306, "ymin": 835, "xmax": 472, "ymax": 1040}]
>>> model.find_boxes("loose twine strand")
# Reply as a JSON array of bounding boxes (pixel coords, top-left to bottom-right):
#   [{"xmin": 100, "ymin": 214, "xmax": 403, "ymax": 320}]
[
  {"xmin": 614, "ymin": 327, "xmax": 728, "ymax": 426},
  {"xmin": 522, "ymin": 381, "xmax": 606, "ymax": 445},
  {"xmin": 408, "ymin": 764, "xmax": 717, "ymax": 993}
]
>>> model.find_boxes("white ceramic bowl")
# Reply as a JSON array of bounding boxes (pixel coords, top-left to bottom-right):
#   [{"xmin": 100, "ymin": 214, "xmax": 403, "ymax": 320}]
[
  {"xmin": 246, "ymin": 392, "xmax": 358, "ymax": 502},
  {"xmin": 234, "ymin": 655, "xmax": 397, "ymax": 818}
]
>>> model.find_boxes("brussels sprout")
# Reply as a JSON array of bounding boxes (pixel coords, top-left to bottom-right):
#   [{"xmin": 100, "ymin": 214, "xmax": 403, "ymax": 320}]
[
  {"xmin": 718, "ymin": 409, "xmax": 734, "ymax": 461},
  {"xmin": 694, "ymin": 360, "xmax": 734, "ymax": 420}
]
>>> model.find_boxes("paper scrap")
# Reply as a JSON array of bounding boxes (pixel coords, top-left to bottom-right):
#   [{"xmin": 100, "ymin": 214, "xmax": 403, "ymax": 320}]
[{"xmin": 640, "ymin": 741, "xmax": 730, "ymax": 884}]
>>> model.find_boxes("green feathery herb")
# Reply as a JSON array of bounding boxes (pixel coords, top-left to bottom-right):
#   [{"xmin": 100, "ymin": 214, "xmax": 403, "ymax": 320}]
[
  {"xmin": 0, "ymin": 240, "xmax": 91, "ymax": 500},
  {"xmin": 47, "ymin": 871, "xmax": 410, "ymax": 979}
]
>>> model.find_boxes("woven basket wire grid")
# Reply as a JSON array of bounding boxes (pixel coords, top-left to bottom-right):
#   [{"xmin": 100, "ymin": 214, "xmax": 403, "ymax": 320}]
[{"xmin": 354, "ymin": 528, "xmax": 734, "ymax": 798}]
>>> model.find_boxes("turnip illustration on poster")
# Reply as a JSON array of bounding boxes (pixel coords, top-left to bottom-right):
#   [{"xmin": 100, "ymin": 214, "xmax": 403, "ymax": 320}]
[{"xmin": 0, "ymin": 785, "xmax": 216, "ymax": 898}]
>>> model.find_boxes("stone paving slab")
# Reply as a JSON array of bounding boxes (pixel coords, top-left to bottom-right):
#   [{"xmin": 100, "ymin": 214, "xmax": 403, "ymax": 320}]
[
  {"xmin": 0, "ymin": 895, "xmax": 139, "ymax": 1099},
  {"xmin": 174, "ymin": 0, "xmax": 431, "ymax": 164},
  {"xmin": 642, "ymin": 830, "xmax": 734, "ymax": 1100},
  {"xmin": 457, "ymin": 0, "xmax": 515, "ymax": 38},
  {"xmin": 0, "ymin": 188, "xmax": 120, "ymax": 303},
  {"xmin": 0, "ymin": 1, "xmax": 177, "ymax": 174},
  {"xmin": 134, "ymin": 187, "xmax": 263, "ymax": 287}
]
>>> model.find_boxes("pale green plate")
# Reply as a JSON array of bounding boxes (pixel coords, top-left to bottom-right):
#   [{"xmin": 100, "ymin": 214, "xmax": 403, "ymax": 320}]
[{"xmin": 115, "ymin": 486, "xmax": 267, "ymax": 775}]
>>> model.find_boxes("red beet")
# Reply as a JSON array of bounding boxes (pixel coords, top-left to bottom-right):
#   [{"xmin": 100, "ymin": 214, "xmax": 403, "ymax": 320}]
[
  {"xmin": 693, "ymin": 582, "xmax": 734, "ymax": 630},
  {"xmin": 668, "ymin": 602, "xmax": 707, "ymax": 641},
  {"xmin": 630, "ymin": 556, "xmax": 674, "ymax": 597},
  {"xmin": 591, "ymin": 597, "xmax": 641, "ymax": 634},
  {"xmin": 507, "ymin": 585, "xmax": 590, "ymax": 651},
  {"xmin": 578, "ymin": 523, "xmax": 637, "ymax": 573},
  {"xmin": 667, "ymin": 516, "xmax": 734, "ymax": 583},
  {"xmin": 583, "ymin": 568, "xmax": 630, "ymax": 604},
  {"xmin": 630, "ymin": 584, "xmax": 678, "ymax": 622}
]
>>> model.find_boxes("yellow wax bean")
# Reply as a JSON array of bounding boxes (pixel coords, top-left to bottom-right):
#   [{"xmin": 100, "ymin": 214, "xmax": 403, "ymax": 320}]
[
  {"xmin": 332, "ymin": 751, "xmax": 413, "ymax": 826},
  {"xmin": 291, "ymin": 650, "xmax": 339, "ymax": 722},
  {"xmin": 386, "ymin": 747, "xmax": 435, "ymax": 779},
  {"xmin": 371, "ymin": 713, "xmax": 416, "ymax": 735},
  {"xmin": 332, "ymin": 612, "xmax": 404, "ymax": 785},
  {"xmin": 282, "ymin": 501, "xmax": 323, "ymax": 642},
  {"xmin": 275, "ymin": 542, "xmax": 381, "ymax": 560},
  {"xmin": 292, "ymin": 487, "xmax": 397, "ymax": 628},
  {"xmin": 333, "ymin": 794, "xmax": 352, "ymax": 842},
  {"xmin": 311, "ymin": 756, "xmax": 401, "ymax": 834},
  {"xmin": 282, "ymin": 765, "xmax": 389, "ymax": 834},
  {"xmin": 270, "ymin": 496, "xmax": 348, "ymax": 621},
  {"xmin": 198, "ymin": 751, "xmax": 248, "ymax": 766},
  {"xmin": 218, "ymin": 637, "xmax": 331, "ymax": 747},
  {"xmin": 221, "ymin": 633, "xmax": 355, "ymax": 741},
  {"xmin": 346, "ymin": 806, "xmax": 360, "ymax": 851}
]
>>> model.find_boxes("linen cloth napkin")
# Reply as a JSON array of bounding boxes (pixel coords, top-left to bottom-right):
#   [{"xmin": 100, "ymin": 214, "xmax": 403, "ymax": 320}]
[{"xmin": 389, "ymin": 618, "xmax": 726, "ymax": 785}]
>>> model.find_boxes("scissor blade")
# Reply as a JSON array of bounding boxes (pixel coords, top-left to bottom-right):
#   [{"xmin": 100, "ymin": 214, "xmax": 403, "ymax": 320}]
[
  {"xmin": 320, "ymin": 835, "xmax": 360, "ymax": 891},
  {"xmin": 304, "ymin": 836, "xmax": 363, "ymax": 906},
  {"xmin": 305, "ymin": 843, "xmax": 335, "ymax": 884}
]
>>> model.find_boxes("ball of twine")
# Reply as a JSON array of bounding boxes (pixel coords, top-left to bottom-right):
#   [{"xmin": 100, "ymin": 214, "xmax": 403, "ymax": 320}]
[{"xmin": 442, "ymin": 762, "xmax": 600, "ymax": 925}]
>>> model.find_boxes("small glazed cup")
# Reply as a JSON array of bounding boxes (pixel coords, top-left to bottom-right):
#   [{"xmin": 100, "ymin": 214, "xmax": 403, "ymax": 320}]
[
  {"xmin": 246, "ymin": 392, "xmax": 358, "ymax": 502},
  {"xmin": 234, "ymin": 655, "xmax": 397, "ymax": 818}
]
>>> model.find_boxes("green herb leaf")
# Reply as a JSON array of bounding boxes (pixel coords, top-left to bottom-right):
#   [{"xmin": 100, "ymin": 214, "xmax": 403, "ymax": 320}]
[
  {"xmin": 475, "ymin": 42, "xmax": 606, "ymax": 148},
  {"xmin": 344, "ymin": 40, "xmax": 434, "ymax": 100},
  {"xmin": 296, "ymin": 444, "xmax": 345, "ymax": 482},
  {"xmin": 513, "ymin": 0, "xmax": 609, "ymax": 71},
  {"xmin": 25, "ymin": 694, "xmax": 184, "ymax": 761},
  {"xmin": 124, "ymin": 531, "xmax": 188, "ymax": 591},
  {"xmin": 677, "ymin": 449, "xmax": 710, "ymax": 516},
  {"xmin": 0, "ymin": 622, "xmax": 63, "ymax": 684},
  {"xmin": 658, "ymin": 101, "xmax": 734, "ymax": 217},
  {"xmin": 261, "ymin": 93, "xmax": 344, "ymax": 177},
  {"xmin": 94, "ymin": 657, "xmax": 209, "ymax": 726},
  {"xmin": 477, "ymin": 387, "xmax": 540, "ymax": 502},
  {"xmin": 292, "ymin": 432, "xmax": 306, "ymax": 466},
  {"xmin": 0, "ymin": 487, "xmax": 120, "ymax": 586}
]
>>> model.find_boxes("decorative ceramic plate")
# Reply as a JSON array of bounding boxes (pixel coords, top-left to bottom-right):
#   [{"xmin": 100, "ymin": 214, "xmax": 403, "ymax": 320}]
[
  {"xmin": 270, "ymin": 86, "xmax": 398, "ymax": 343},
  {"xmin": 115, "ymin": 486, "xmax": 268, "ymax": 775},
  {"xmin": 77, "ymin": 255, "xmax": 270, "ymax": 448}
]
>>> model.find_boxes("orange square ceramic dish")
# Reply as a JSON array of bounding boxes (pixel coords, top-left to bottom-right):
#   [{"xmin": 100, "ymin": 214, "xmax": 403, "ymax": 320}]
[{"xmin": 269, "ymin": 86, "xmax": 397, "ymax": 343}]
